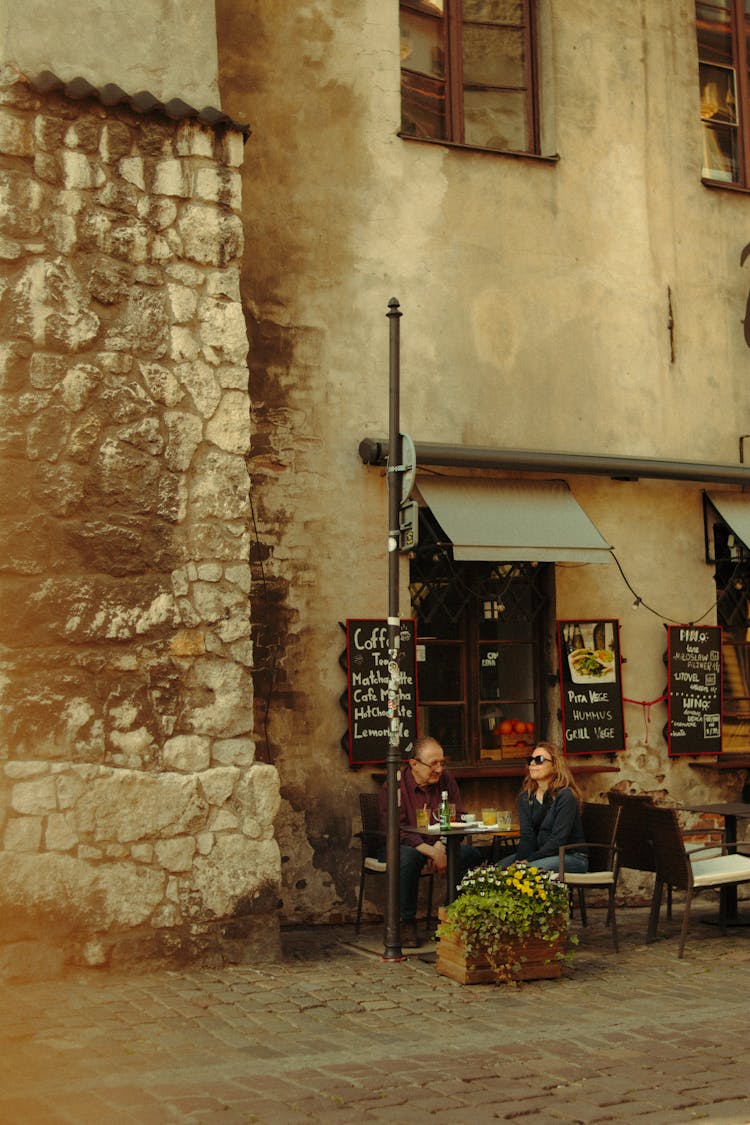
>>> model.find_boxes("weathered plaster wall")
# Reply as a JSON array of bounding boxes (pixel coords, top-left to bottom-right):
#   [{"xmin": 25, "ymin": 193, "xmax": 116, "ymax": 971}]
[
  {"xmin": 0, "ymin": 68, "xmax": 280, "ymax": 977},
  {"xmin": 0, "ymin": 0, "xmax": 220, "ymax": 108},
  {"xmin": 215, "ymin": 0, "xmax": 750, "ymax": 924}
]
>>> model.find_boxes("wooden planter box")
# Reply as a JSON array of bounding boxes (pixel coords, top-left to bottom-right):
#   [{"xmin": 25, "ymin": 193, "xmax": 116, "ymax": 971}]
[{"xmin": 436, "ymin": 922, "xmax": 564, "ymax": 985}]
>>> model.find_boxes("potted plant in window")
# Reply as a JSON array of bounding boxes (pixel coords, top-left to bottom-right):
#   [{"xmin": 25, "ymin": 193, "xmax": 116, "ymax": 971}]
[{"xmin": 435, "ymin": 862, "xmax": 573, "ymax": 985}]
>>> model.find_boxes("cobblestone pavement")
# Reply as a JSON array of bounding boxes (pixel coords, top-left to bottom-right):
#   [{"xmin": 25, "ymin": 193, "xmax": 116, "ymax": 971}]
[{"xmin": 2, "ymin": 906, "xmax": 750, "ymax": 1124}]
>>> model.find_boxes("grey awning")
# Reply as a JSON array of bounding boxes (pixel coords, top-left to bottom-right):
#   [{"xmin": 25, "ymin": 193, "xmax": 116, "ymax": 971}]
[
  {"xmin": 706, "ymin": 492, "xmax": 750, "ymax": 551},
  {"xmin": 416, "ymin": 477, "xmax": 612, "ymax": 563}
]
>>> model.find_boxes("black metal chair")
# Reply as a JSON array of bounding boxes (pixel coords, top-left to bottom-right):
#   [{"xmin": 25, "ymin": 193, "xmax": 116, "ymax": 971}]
[
  {"xmin": 559, "ymin": 801, "xmax": 621, "ymax": 950},
  {"xmin": 608, "ymin": 790, "xmax": 723, "ymax": 919},
  {"xmin": 355, "ymin": 793, "xmax": 434, "ymax": 933}
]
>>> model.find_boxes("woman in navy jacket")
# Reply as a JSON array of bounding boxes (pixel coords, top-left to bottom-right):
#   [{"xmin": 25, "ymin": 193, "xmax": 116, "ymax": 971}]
[{"xmin": 502, "ymin": 741, "xmax": 588, "ymax": 873}]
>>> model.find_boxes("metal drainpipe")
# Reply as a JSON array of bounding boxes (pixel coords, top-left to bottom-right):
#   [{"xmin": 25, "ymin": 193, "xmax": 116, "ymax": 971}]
[{"xmin": 358, "ymin": 438, "xmax": 750, "ymax": 486}]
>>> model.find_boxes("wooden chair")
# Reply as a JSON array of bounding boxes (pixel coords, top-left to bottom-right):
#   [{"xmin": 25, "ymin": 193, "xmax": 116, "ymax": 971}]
[
  {"xmin": 645, "ymin": 804, "xmax": 750, "ymax": 957},
  {"xmin": 558, "ymin": 801, "xmax": 621, "ymax": 950},
  {"xmin": 354, "ymin": 792, "xmax": 434, "ymax": 933}
]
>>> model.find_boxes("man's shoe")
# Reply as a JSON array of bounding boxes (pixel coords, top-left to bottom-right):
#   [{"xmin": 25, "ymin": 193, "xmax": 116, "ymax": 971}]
[{"xmin": 401, "ymin": 920, "xmax": 421, "ymax": 948}]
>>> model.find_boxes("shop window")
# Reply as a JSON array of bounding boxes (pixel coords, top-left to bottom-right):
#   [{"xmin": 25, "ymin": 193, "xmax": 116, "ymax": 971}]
[
  {"xmin": 696, "ymin": 1, "xmax": 750, "ymax": 185},
  {"xmin": 713, "ymin": 520, "xmax": 750, "ymax": 750},
  {"xmin": 399, "ymin": 0, "xmax": 540, "ymax": 154},
  {"xmin": 410, "ymin": 509, "xmax": 551, "ymax": 766}
]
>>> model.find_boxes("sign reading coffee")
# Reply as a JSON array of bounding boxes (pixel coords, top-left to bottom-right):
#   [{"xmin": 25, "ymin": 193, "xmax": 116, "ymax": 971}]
[
  {"xmin": 667, "ymin": 625, "xmax": 722, "ymax": 756},
  {"xmin": 345, "ymin": 618, "xmax": 418, "ymax": 765},
  {"xmin": 557, "ymin": 620, "xmax": 626, "ymax": 754}
]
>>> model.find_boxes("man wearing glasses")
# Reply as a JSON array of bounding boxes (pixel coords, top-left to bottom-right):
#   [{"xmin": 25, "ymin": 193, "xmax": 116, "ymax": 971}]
[{"xmin": 378, "ymin": 736, "xmax": 482, "ymax": 947}]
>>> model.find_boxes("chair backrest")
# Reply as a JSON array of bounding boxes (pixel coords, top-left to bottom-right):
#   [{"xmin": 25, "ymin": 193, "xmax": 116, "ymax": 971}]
[
  {"xmin": 580, "ymin": 802, "xmax": 620, "ymax": 871},
  {"xmin": 359, "ymin": 793, "xmax": 385, "ymax": 860},
  {"xmin": 608, "ymin": 791, "xmax": 656, "ymax": 872},
  {"xmin": 645, "ymin": 805, "xmax": 691, "ymax": 890}
]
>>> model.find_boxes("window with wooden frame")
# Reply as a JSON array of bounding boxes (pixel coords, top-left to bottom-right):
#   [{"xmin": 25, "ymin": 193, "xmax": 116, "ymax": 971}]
[
  {"xmin": 410, "ymin": 510, "xmax": 551, "ymax": 767},
  {"xmin": 399, "ymin": 0, "xmax": 540, "ymax": 154},
  {"xmin": 696, "ymin": 1, "xmax": 750, "ymax": 185}
]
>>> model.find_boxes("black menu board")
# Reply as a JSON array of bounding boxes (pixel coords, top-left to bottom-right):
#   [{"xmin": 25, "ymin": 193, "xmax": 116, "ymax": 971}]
[
  {"xmin": 667, "ymin": 625, "xmax": 722, "ymax": 756},
  {"xmin": 557, "ymin": 620, "xmax": 626, "ymax": 754},
  {"xmin": 345, "ymin": 619, "xmax": 418, "ymax": 765}
]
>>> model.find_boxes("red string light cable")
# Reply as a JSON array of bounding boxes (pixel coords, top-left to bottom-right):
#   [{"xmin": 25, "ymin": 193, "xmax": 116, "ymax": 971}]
[{"xmin": 622, "ymin": 694, "xmax": 667, "ymax": 746}]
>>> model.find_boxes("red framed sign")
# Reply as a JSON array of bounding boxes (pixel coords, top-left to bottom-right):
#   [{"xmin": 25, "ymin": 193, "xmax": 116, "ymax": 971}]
[
  {"xmin": 557, "ymin": 619, "xmax": 626, "ymax": 754},
  {"xmin": 344, "ymin": 619, "xmax": 418, "ymax": 765},
  {"xmin": 667, "ymin": 625, "xmax": 722, "ymax": 756}
]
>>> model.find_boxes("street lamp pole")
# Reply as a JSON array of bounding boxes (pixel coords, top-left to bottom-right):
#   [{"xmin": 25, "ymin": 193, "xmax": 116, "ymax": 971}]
[{"xmin": 383, "ymin": 296, "xmax": 403, "ymax": 961}]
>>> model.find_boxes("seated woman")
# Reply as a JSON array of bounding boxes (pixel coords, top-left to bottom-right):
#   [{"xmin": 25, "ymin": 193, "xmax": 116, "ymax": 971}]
[{"xmin": 500, "ymin": 741, "xmax": 588, "ymax": 873}]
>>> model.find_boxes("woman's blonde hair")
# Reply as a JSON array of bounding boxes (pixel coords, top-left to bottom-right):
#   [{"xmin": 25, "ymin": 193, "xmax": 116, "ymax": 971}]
[{"xmin": 521, "ymin": 741, "xmax": 582, "ymax": 804}]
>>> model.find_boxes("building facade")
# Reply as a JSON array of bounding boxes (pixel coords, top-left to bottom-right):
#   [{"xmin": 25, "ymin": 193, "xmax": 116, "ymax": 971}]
[{"xmin": 3, "ymin": 1, "xmax": 750, "ymax": 973}]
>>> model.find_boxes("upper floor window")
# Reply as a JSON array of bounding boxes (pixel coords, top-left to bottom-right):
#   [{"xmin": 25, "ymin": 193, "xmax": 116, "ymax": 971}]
[
  {"xmin": 399, "ymin": 0, "xmax": 540, "ymax": 154},
  {"xmin": 697, "ymin": 1, "xmax": 750, "ymax": 185}
]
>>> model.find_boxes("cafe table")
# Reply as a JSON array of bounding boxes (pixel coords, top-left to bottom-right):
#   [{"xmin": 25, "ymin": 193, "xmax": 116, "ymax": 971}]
[
  {"xmin": 406, "ymin": 821, "xmax": 518, "ymax": 904},
  {"xmin": 685, "ymin": 801, "xmax": 750, "ymax": 924}
]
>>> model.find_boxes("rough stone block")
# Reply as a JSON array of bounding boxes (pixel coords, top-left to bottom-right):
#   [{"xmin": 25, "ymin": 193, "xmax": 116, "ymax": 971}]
[
  {"xmin": 235, "ymin": 764, "xmax": 281, "ymax": 828},
  {"xmin": 190, "ymin": 835, "xmax": 280, "ymax": 919},
  {"xmin": 4, "ymin": 816, "xmax": 43, "ymax": 852},
  {"xmin": 153, "ymin": 158, "xmax": 191, "ymax": 198},
  {"xmin": 11, "ymin": 775, "xmax": 57, "ymax": 815},
  {"xmin": 63, "ymin": 150, "xmax": 105, "ymax": 191},
  {"xmin": 0, "ymin": 109, "xmax": 34, "ymax": 156},
  {"xmin": 0, "ymin": 852, "xmax": 165, "ymax": 935},
  {"xmin": 177, "ymin": 204, "xmax": 243, "ymax": 266},
  {"xmin": 175, "ymin": 121, "xmax": 215, "ymax": 159},
  {"xmin": 154, "ymin": 835, "xmax": 196, "ymax": 872},
  {"xmin": 75, "ymin": 770, "xmax": 209, "ymax": 843},
  {"xmin": 162, "ymin": 735, "xmax": 211, "ymax": 773},
  {"xmin": 175, "ymin": 359, "xmax": 221, "ymax": 417},
  {"xmin": 199, "ymin": 766, "xmax": 239, "ymax": 807},
  {"xmin": 182, "ymin": 656, "xmax": 253, "ymax": 738},
  {"xmin": 212, "ymin": 738, "xmax": 255, "ymax": 767},
  {"xmin": 45, "ymin": 811, "xmax": 78, "ymax": 851},
  {"xmin": 205, "ymin": 389, "xmax": 251, "ymax": 454}
]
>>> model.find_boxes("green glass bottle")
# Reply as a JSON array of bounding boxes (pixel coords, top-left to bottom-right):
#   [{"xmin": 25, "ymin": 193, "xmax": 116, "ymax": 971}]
[{"xmin": 439, "ymin": 790, "xmax": 451, "ymax": 831}]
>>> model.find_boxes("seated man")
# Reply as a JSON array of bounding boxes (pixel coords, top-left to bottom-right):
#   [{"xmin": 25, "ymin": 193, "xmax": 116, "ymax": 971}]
[{"xmin": 378, "ymin": 735, "xmax": 482, "ymax": 948}]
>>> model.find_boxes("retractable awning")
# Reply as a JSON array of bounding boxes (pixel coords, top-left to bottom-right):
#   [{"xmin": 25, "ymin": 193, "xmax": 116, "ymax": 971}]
[
  {"xmin": 416, "ymin": 477, "xmax": 612, "ymax": 564},
  {"xmin": 706, "ymin": 492, "xmax": 750, "ymax": 550}
]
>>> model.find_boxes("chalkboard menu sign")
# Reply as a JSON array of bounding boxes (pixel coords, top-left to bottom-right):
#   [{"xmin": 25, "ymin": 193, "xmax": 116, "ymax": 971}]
[
  {"xmin": 667, "ymin": 625, "xmax": 722, "ymax": 756},
  {"xmin": 345, "ymin": 619, "xmax": 418, "ymax": 765},
  {"xmin": 557, "ymin": 620, "xmax": 626, "ymax": 755}
]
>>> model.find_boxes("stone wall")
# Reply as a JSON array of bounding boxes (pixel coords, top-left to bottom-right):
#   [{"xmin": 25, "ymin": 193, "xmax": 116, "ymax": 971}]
[{"xmin": 0, "ymin": 68, "xmax": 281, "ymax": 979}]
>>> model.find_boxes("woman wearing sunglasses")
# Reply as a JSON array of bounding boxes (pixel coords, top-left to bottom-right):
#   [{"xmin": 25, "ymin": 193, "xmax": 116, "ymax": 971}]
[{"xmin": 500, "ymin": 742, "xmax": 588, "ymax": 873}]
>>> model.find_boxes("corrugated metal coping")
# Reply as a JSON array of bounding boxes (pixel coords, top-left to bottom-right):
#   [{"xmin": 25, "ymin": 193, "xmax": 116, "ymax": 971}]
[{"xmin": 24, "ymin": 69, "xmax": 251, "ymax": 141}]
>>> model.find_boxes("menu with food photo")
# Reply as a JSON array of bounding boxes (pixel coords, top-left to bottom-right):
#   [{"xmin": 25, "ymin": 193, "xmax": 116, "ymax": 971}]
[
  {"xmin": 562, "ymin": 620, "xmax": 617, "ymax": 685},
  {"xmin": 557, "ymin": 619, "xmax": 626, "ymax": 755}
]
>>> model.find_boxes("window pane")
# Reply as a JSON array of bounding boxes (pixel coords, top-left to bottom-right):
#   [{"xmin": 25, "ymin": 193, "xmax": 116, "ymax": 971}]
[
  {"xmin": 401, "ymin": 71, "xmax": 447, "ymax": 139},
  {"xmin": 464, "ymin": 88, "xmax": 528, "ymax": 150},
  {"xmin": 401, "ymin": 7, "xmax": 444, "ymax": 77},
  {"xmin": 479, "ymin": 643, "xmax": 533, "ymax": 700},
  {"xmin": 419, "ymin": 704, "xmax": 465, "ymax": 759},
  {"xmin": 465, "ymin": 0, "xmax": 526, "ymax": 18},
  {"xmin": 463, "ymin": 1, "xmax": 524, "ymax": 21},
  {"xmin": 699, "ymin": 62, "xmax": 737, "ymax": 122},
  {"xmin": 463, "ymin": 25, "xmax": 525, "ymax": 87},
  {"xmin": 419, "ymin": 643, "xmax": 462, "ymax": 700},
  {"xmin": 702, "ymin": 120, "xmax": 739, "ymax": 179}
]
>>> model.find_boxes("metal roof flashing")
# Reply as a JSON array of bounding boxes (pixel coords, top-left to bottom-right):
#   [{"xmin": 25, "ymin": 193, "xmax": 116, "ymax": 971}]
[{"xmin": 24, "ymin": 69, "xmax": 251, "ymax": 140}]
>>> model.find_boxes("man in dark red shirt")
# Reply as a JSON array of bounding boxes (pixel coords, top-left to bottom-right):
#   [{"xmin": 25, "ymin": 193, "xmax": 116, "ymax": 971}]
[{"xmin": 378, "ymin": 736, "xmax": 482, "ymax": 947}]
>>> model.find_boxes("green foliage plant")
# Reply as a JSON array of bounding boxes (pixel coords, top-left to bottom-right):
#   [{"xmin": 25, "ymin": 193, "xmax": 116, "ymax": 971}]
[{"xmin": 437, "ymin": 862, "xmax": 573, "ymax": 984}]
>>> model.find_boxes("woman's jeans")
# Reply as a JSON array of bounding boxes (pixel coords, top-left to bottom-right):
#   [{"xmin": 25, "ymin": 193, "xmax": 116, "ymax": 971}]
[{"xmin": 499, "ymin": 851, "xmax": 589, "ymax": 873}]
